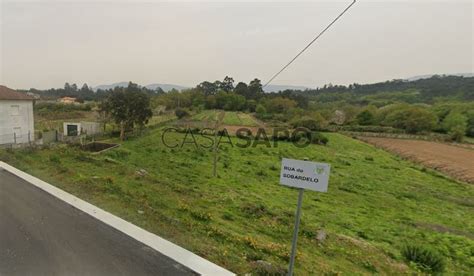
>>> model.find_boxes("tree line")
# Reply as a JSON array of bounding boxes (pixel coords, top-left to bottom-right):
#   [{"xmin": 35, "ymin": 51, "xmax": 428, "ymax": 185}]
[{"xmin": 23, "ymin": 75, "xmax": 474, "ymax": 141}]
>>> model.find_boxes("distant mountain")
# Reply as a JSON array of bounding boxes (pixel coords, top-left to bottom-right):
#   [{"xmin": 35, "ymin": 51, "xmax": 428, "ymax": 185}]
[
  {"xmin": 93, "ymin": 82, "xmax": 130, "ymax": 91},
  {"xmin": 93, "ymin": 82, "xmax": 188, "ymax": 92},
  {"xmin": 145, "ymin": 83, "xmax": 188, "ymax": 92},
  {"xmin": 405, "ymin": 73, "xmax": 473, "ymax": 82},
  {"xmin": 263, "ymin": 84, "xmax": 310, "ymax": 92},
  {"xmin": 94, "ymin": 82, "xmax": 308, "ymax": 93}
]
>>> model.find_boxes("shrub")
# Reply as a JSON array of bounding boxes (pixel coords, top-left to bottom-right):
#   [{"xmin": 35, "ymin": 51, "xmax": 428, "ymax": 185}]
[
  {"xmin": 241, "ymin": 203, "xmax": 270, "ymax": 218},
  {"xmin": 250, "ymin": 260, "xmax": 287, "ymax": 276},
  {"xmin": 175, "ymin": 108, "xmax": 190, "ymax": 119},
  {"xmin": 384, "ymin": 106, "xmax": 438, "ymax": 134},
  {"xmin": 291, "ymin": 113, "xmax": 328, "ymax": 131},
  {"xmin": 332, "ymin": 125, "xmax": 404, "ymax": 133},
  {"xmin": 356, "ymin": 109, "xmax": 375, "ymax": 125},
  {"xmin": 310, "ymin": 132, "xmax": 328, "ymax": 145},
  {"xmin": 442, "ymin": 111, "xmax": 468, "ymax": 142},
  {"xmin": 49, "ymin": 154, "xmax": 61, "ymax": 164},
  {"xmin": 401, "ymin": 244, "xmax": 445, "ymax": 273}
]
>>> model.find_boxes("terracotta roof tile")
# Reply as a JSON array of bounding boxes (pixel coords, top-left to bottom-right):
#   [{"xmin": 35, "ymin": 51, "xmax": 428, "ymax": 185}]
[{"xmin": 0, "ymin": 85, "xmax": 34, "ymax": 100}]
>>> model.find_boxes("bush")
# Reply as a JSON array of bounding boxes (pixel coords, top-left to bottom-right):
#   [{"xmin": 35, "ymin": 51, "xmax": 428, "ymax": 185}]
[
  {"xmin": 384, "ymin": 106, "xmax": 438, "ymax": 134},
  {"xmin": 241, "ymin": 203, "xmax": 271, "ymax": 218},
  {"xmin": 49, "ymin": 154, "xmax": 61, "ymax": 164},
  {"xmin": 356, "ymin": 109, "xmax": 375, "ymax": 125},
  {"xmin": 442, "ymin": 111, "xmax": 468, "ymax": 142},
  {"xmin": 250, "ymin": 260, "xmax": 287, "ymax": 276},
  {"xmin": 35, "ymin": 102, "xmax": 93, "ymax": 114},
  {"xmin": 332, "ymin": 125, "xmax": 404, "ymax": 133},
  {"xmin": 311, "ymin": 132, "xmax": 329, "ymax": 145},
  {"xmin": 401, "ymin": 244, "xmax": 445, "ymax": 273},
  {"xmin": 291, "ymin": 114, "xmax": 328, "ymax": 131},
  {"xmin": 175, "ymin": 108, "xmax": 190, "ymax": 119}
]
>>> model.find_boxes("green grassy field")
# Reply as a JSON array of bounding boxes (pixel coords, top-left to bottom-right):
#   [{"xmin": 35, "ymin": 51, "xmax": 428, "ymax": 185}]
[
  {"xmin": 192, "ymin": 110, "xmax": 218, "ymax": 122},
  {"xmin": 1, "ymin": 129, "xmax": 473, "ymax": 275},
  {"xmin": 35, "ymin": 110, "xmax": 98, "ymax": 131},
  {"xmin": 192, "ymin": 110, "xmax": 259, "ymax": 127}
]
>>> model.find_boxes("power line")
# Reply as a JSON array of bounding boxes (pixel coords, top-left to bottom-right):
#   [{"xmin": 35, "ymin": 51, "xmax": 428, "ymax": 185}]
[{"xmin": 263, "ymin": 0, "xmax": 357, "ymax": 88}]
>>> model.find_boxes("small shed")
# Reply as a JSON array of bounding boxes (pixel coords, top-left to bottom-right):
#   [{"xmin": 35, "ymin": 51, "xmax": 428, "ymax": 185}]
[
  {"xmin": 63, "ymin": 121, "xmax": 103, "ymax": 136},
  {"xmin": 63, "ymin": 122, "xmax": 81, "ymax": 136}
]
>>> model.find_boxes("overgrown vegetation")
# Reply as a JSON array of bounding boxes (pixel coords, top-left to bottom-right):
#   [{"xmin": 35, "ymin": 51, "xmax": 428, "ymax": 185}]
[
  {"xmin": 1, "ymin": 129, "xmax": 473, "ymax": 274},
  {"xmin": 402, "ymin": 244, "xmax": 445, "ymax": 273}
]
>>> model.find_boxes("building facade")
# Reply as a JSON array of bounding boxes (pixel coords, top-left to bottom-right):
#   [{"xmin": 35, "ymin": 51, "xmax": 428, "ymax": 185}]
[{"xmin": 0, "ymin": 86, "xmax": 35, "ymax": 144}]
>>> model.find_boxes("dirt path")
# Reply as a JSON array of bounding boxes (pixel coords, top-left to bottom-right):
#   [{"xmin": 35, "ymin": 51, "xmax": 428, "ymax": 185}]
[{"xmin": 360, "ymin": 137, "xmax": 474, "ymax": 183}]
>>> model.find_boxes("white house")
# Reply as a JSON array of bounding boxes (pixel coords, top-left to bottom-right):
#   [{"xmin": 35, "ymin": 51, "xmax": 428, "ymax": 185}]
[{"xmin": 0, "ymin": 85, "xmax": 35, "ymax": 145}]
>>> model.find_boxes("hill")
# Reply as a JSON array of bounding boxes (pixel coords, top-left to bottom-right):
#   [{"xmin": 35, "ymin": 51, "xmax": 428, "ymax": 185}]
[
  {"xmin": 93, "ymin": 82, "xmax": 188, "ymax": 92},
  {"xmin": 295, "ymin": 75, "xmax": 474, "ymax": 103},
  {"xmin": 263, "ymin": 84, "xmax": 310, "ymax": 93},
  {"xmin": 145, "ymin": 83, "xmax": 188, "ymax": 92},
  {"xmin": 405, "ymin": 73, "xmax": 474, "ymax": 82},
  {"xmin": 1, "ymin": 128, "xmax": 473, "ymax": 274}
]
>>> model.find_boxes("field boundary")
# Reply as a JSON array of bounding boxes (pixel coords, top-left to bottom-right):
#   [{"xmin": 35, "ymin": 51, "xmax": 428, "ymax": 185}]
[
  {"xmin": 358, "ymin": 137, "xmax": 474, "ymax": 184},
  {"xmin": 0, "ymin": 161, "xmax": 234, "ymax": 276}
]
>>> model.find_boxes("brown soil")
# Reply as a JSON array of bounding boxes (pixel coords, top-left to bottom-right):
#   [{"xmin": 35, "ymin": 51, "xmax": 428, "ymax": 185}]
[{"xmin": 360, "ymin": 137, "xmax": 474, "ymax": 184}]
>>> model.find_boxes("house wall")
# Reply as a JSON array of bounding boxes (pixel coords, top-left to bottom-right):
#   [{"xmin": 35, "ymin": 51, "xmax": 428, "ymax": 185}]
[{"xmin": 0, "ymin": 100, "xmax": 35, "ymax": 144}]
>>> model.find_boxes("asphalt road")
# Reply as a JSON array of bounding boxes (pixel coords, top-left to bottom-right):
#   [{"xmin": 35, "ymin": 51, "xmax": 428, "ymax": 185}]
[{"xmin": 0, "ymin": 169, "xmax": 196, "ymax": 276}]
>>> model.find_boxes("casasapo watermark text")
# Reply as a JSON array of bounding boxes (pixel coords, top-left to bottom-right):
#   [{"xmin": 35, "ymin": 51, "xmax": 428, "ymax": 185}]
[{"xmin": 161, "ymin": 127, "xmax": 319, "ymax": 149}]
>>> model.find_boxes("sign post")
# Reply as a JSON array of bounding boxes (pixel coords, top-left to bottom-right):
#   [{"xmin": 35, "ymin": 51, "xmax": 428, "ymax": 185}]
[{"xmin": 280, "ymin": 158, "xmax": 331, "ymax": 276}]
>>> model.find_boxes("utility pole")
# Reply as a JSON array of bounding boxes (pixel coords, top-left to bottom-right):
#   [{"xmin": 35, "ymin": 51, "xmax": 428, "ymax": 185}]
[{"xmin": 213, "ymin": 110, "xmax": 225, "ymax": 177}]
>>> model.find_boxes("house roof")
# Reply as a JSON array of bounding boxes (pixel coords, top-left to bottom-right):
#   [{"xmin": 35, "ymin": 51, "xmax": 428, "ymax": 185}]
[{"xmin": 0, "ymin": 85, "xmax": 34, "ymax": 101}]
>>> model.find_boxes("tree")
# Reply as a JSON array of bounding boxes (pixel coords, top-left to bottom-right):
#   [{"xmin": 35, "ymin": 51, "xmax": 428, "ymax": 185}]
[
  {"xmin": 246, "ymin": 99, "xmax": 257, "ymax": 112},
  {"xmin": 215, "ymin": 92, "xmax": 246, "ymax": 111},
  {"xmin": 100, "ymin": 82, "xmax": 153, "ymax": 140},
  {"xmin": 356, "ymin": 109, "xmax": 375, "ymax": 125},
  {"xmin": 332, "ymin": 110, "xmax": 346, "ymax": 125},
  {"xmin": 442, "ymin": 111, "xmax": 468, "ymax": 141},
  {"xmin": 466, "ymin": 110, "xmax": 474, "ymax": 137},
  {"xmin": 64, "ymin": 82, "xmax": 71, "ymax": 92},
  {"xmin": 384, "ymin": 106, "xmax": 437, "ymax": 133},
  {"xmin": 81, "ymin": 83, "xmax": 89, "ymax": 92},
  {"xmin": 197, "ymin": 81, "xmax": 218, "ymax": 96},
  {"xmin": 248, "ymin": 78, "xmax": 264, "ymax": 100},
  {"xmin": 264, "ymin": 97, "xmax": 297, "ymax": 114},
  {"xmin": 234, "ymin": 82, "xmax": 249, "ymax": 98},
  {"xmin": 220, "ymin": 76, "xmax": 234, "ymax": 92},
  {"xmin": 256, "ymin": 104, "xmax": 266, "ymax": 115},
  {"xmin": 154, "ymin": 87, "xmax": 165, "ymax": 95}
]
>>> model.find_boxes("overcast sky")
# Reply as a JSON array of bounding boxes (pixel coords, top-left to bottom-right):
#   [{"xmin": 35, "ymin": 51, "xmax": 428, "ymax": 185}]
[{"xmin": 0, "ymin": 0, "xmax": 472, "ymax": 90}]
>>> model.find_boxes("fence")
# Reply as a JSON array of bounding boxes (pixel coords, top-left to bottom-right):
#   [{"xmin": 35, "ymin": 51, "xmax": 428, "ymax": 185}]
[{"xmin": 0, "ymin": 131, "xmax": 39, "ymax": 148}]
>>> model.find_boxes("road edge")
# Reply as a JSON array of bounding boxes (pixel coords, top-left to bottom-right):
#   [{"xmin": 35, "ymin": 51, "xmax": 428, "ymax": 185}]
[{"xmin": 0, "ymin": 161, "xmax": 234, "ymax": 276}]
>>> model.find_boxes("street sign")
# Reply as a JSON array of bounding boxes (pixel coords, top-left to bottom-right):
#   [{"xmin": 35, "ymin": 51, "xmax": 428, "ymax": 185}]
[
  {"xmin": 280, "ymin": 158, "xmax": 330, "ymax": 192},
  {"xmin": 280, "ymin": 158, "xmax": 331, "ymax": 276}
]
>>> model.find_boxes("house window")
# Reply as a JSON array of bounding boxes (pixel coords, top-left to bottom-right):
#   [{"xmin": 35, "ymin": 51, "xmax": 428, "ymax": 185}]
[{"xmin": 10, "ymin": 105, "xmax": 20, "ymax": 116}]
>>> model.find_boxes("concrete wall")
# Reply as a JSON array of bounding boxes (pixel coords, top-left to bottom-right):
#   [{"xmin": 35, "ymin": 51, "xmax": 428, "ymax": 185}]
[
  {"xmin": 81, "ymin": 121, "xmax": 102, "ymax": 136},
  {"xmin": 0, "ymin": 100, "xmax": 34, "ymax": 144}
]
